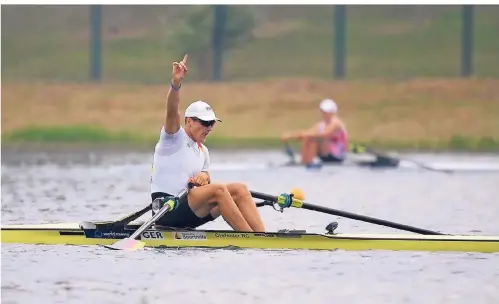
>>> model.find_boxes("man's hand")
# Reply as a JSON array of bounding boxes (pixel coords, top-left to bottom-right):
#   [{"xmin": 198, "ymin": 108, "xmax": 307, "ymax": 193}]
[
  {"xmin": 172, "ymin": 54, "xmax": 188, "ymax": 86},
  {"xmin": 188, "ymin": 172, "xmax": 210, "ymax": 187}
]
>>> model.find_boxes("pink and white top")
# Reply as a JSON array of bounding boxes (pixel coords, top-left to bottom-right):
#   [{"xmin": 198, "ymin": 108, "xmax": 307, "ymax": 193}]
[{"xmin": 318, "ymin": 121, "xmax": 348, "ymax": 159}]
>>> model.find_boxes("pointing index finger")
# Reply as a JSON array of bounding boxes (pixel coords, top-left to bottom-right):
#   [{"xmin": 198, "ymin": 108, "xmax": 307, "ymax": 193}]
[{"xmin": 182, "ymin": 54, "xmax": 188, "ymax": 64}]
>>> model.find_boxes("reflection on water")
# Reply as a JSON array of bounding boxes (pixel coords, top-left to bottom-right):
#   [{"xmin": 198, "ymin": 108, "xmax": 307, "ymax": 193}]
[{"xmin": 2, "ymin": 148, "xmax": 499, "ymax": 303}]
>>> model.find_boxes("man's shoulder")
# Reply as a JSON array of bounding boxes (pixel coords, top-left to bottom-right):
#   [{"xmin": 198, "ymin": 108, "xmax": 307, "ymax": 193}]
[
  {"xmin": 161, "ymin": 125, "xmax": 186, "ymax": 134},
  {"xmin": 157, "ymin": 125, "xmax": 187, "ymax": 150},
  {"xmin": 160, "ymin": 125, "xmax": 187, "ymax": 138}
]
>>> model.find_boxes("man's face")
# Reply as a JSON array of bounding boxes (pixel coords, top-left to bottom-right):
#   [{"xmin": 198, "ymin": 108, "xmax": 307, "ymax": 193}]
[{"xmin": 186, "ymin": 117, "xmax": 216, "ymax": 142}]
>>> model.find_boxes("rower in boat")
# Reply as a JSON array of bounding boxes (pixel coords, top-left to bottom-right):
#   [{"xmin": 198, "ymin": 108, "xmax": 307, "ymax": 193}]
[
  {"xmin": 149, "ymin": 54, "xmax": 266, "ymax": 232},
  {"xmin": 280, "ymin": 99, "xmax": 400, "ymax": 169},
  {"xmin": 281, "ymin": 98, "xmax": 348, "ymax": 167}
]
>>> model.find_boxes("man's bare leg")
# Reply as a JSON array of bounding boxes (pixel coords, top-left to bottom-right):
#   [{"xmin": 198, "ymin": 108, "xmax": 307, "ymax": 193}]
[
  {"xmin": 226, "ymin": 183, "xmax": 265, "ymax": 232},
  {"xmin": 187, "ymin": 184, "xmax": 252, "ymax": 231}
]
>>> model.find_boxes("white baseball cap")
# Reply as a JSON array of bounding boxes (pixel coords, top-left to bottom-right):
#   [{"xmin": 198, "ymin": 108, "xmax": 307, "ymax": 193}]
[
  {"xmin": 184, "ymin": 100, "xmax": 222, "ymax": 122},
  {"xmin": 319, "ymin": 99, "xmax": 338, "ymax": 113}
]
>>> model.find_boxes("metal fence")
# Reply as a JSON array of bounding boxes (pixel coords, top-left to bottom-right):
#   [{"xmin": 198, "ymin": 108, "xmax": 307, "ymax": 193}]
[{"xmin": 2, "ymin": 5, "xmax": 497, "ymax": 83}]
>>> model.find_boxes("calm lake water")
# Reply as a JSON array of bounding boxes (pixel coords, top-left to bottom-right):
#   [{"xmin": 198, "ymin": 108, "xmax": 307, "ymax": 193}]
[{"xmin": 2, "ymin": 148, "xmax": 499, "ymax": 304}]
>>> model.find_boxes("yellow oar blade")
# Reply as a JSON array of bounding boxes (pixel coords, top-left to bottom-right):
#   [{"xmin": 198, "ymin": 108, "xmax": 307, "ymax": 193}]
[{"xmin": 104, "ymin": 238, "xmax": 146, "ymax": 250}]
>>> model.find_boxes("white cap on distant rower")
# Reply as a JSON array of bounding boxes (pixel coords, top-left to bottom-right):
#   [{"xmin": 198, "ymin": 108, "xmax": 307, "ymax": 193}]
[
  {"xmin": 319, "ymin": 99, "xmax": 338, "ymax": 113},
  {"xmin": 185, "ymin": 100, "xmax": 222, "ymax": 122}
]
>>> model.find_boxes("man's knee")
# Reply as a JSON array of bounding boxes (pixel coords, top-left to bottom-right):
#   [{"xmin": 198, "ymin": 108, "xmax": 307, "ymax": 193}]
[
  {"xmin": 210, "ymin": 183, "xmax": 229, "ymax": 198},
  {"xmin": 227, "ymin": 182, "xmax": 250, "ymax": 198}
]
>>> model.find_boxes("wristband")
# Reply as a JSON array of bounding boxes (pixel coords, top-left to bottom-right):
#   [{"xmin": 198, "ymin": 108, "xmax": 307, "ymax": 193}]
[{"xmin": 171, "ymin": 81, "xmax": 182, "ymax": 91}]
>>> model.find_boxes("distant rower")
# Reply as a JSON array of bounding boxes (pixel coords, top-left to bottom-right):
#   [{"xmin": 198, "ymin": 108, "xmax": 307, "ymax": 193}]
[{"xmin": 281, "ymin": 99, "xmax": 348, "ymax": 165}]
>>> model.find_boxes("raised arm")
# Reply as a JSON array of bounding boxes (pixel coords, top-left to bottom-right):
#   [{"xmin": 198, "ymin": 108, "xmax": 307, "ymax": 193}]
[{"xmin": 164, "ymin": 54, "xmax": 189, "ymax": 134}]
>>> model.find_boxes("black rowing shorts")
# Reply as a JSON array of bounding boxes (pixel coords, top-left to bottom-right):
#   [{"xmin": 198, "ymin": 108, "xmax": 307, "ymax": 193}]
[{"xmin": 151, "ymin": 192, "xmax": 215, "ymax": 229}]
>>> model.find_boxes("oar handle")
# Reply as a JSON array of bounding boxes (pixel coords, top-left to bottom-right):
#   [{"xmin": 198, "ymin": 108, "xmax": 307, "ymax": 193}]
[
  {"xmin": 129, "ymin": 186, "xmax": 193, "ymax": 240},
  {"xmin": 250, "ymin": 191, "xmax": 445, "ymax": 235}
]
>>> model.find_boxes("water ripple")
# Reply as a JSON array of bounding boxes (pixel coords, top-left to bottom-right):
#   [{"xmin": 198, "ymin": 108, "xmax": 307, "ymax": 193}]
[{"xmin": 2, "ymin": 149, "xmax": 499, "ymax": 303}]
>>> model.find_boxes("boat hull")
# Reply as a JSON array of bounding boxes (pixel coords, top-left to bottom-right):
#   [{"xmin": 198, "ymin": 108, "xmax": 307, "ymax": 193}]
[{"xmin": 2, "ymin": 223, "xmax": 499, "ymax": 253}]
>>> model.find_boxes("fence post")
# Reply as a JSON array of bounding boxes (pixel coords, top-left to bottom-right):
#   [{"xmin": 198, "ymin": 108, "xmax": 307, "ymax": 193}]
[
  {"xmin": 461, "ymin": 5, "xmax": 474, "ymax": 77},
  {"xmin": 90, "ymin": 5, "xmax": 102, "ymax": 82},
  {"xmin": 334, "ymin": 5, "xmax": 346, "ymax": 79},
  {"xmin": 212, "ymin": 5, "xmax": 227, "ymax": 81}
]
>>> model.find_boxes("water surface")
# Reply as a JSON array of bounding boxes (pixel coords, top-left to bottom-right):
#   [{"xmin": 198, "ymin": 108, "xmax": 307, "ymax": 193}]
[{"xmin": 2, "ymin": 149, "xmax": 499, "ymax": 304}]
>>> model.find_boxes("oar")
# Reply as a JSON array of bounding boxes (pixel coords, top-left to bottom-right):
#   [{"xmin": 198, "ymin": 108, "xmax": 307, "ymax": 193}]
[
  {"xmin": 350, "ymin": 143, "xmax": 453, "ymax": 174},
  {"xmin": 92, "ymin": 205, "xmax": 153, "ymax": 230},
  {"xmin": 251, "ymin": 191, "xmax": 445, "ymax": 235},
  {"xmin": 104, "ymin": 185, "xmax": 193, "ymax": 250},
  {"xmin": 94, "ymin": 182, "xmax": 203, "ymax": 230}
]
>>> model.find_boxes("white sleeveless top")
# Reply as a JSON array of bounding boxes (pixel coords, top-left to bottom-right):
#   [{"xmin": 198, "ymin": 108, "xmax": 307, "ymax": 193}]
[{"xmin": 150, "ymin": 126, "xmax": 210, "ymax": 195}]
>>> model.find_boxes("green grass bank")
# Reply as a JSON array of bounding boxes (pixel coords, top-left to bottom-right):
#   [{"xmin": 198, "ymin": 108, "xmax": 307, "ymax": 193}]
[
  {"xmin": 3, "ymin": 125, "xmax": 499, "ymax": 152},
  {"xmin": 2, "ymin": 78, "xmax": 499, "ymax": 152}
]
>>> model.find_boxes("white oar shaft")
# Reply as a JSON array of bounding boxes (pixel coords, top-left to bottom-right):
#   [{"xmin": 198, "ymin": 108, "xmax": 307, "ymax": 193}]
[{"xmin": 128, "ymin": 188, "xmax": 189, "ymax": 240}]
